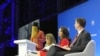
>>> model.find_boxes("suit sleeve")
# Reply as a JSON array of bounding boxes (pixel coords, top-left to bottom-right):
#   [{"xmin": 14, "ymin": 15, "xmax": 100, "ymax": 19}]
[{"xmin": 71, "ymin": 33, "xmax": 91, "ymax": 51}]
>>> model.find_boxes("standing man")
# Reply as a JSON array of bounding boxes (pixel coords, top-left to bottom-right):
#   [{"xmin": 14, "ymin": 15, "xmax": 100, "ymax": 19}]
[{"xmin": 47, "ymin": 18, "xmax": 91, "ymax": 56}]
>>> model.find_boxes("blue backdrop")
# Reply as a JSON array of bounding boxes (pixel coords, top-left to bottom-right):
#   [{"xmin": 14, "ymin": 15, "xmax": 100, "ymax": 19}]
[{"xmin": 58, "ymin": 0, "xmax": 100, "ymax": 56}]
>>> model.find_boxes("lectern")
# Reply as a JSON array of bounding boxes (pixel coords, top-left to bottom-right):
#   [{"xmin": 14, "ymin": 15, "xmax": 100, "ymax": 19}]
[{"xmin": 14, "ymin": 39, "xmax": 37, "ymax": 56}]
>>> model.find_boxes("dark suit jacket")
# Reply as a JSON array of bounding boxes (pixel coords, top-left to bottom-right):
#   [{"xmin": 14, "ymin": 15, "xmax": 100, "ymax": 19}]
[
  {"xmin": 46, "ymin": 30, "xmax": 91, "ymax": 56},
  {"xmin": 70, "ymin": 30, "xmax": 91, "ymax": 52}
]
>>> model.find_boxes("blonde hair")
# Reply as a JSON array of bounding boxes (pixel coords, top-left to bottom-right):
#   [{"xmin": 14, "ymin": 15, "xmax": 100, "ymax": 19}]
[
  {"xmin": 31, "ymin": 26, "xmax": 38, "ymax": 38},
  {"xmin": 45, "ymin": 33, "xmax": 56, "ymax": 46}
]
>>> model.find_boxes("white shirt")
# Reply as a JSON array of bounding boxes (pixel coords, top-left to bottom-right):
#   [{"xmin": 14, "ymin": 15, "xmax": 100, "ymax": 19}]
[
  {"xmin": 77, "ymin": 28, "xmax": 84, "ymax": 37},
  {"xmin": 43, "ymin": 43, "xmax": 55, "ymax": 50}
]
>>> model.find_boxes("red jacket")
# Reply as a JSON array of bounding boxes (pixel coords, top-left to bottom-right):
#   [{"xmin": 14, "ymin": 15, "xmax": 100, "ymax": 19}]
[{"xmin": 30, "ymin": 30, "xmax": 45, "ymax": 50}]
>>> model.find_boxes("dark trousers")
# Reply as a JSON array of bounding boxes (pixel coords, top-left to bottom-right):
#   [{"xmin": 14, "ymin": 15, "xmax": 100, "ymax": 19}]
[{"xmin": 47, "ymin": 46, "xmax": 69, "ymax": 56}]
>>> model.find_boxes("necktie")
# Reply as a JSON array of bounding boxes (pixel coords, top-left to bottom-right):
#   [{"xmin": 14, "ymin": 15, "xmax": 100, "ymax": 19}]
[{"xmin": 70, "ymin": 34, "xmax": 78, "ymax": 47}]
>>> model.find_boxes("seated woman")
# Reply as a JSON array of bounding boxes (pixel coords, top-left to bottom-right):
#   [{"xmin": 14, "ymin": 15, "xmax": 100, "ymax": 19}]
[
  {"xmin": 58, "ymin": 26, "xmax": 71, "ymax": 47},
  {"xmin": 38, "ymin": 33, "xmax": 56, "ymax": 56},
  {"xmin": 30, "ymin": 22, "xmax": 45, "ymax": 51},
  {"xmin": 39, "ymin": 26, "xmax": 71, "ymax": 56}
]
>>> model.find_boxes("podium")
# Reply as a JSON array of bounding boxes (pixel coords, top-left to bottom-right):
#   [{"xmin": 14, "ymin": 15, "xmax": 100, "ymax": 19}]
[{"xmin": 14, "ymin": 39, "xmax": 37, "ymax": 56}]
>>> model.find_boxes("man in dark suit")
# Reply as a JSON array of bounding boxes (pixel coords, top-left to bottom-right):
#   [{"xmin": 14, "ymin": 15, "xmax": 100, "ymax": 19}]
[{"xmin": 47, "ymin": 18, "xmax": 91, "ymax": 56}]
